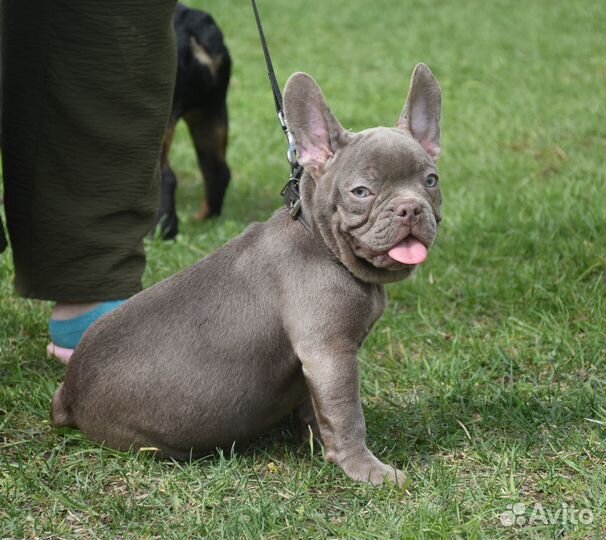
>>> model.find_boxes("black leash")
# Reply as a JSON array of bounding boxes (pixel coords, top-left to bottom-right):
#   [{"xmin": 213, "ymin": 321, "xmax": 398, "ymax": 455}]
[
  {"xmin": 250, "ymin": 0, "xmax": 285, "ymax": 129},
  {"xmin": 250, "ymin": 0, "xmax": 308, "ymax": 228}
]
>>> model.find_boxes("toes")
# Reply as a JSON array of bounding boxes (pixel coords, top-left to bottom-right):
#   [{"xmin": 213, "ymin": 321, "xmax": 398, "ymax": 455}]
[
  {"xmin": 386, "ymin": 467, "xmax": 408, "ymax": 488},
  {"xmin": 368, "ymin": 465, "xmax": 406, "ymax": 487},
  {"xmin": 341, "ymin": 454, "xmax": 407, "ymax": 486},
  {"xmin": 47, "ymin": 342, "xmax": 73, "ymax": 365}
]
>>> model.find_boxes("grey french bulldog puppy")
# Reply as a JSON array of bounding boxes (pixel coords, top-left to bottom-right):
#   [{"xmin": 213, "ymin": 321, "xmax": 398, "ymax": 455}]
[{"xmin": 52, "ymin": 63, "xmax": 442, "ymax": 485}]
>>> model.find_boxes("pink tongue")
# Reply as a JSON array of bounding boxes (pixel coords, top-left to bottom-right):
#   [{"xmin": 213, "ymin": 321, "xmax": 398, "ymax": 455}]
[{"xmin": 388, "ymin": 237, "xmax": 428, "ymax": 265}]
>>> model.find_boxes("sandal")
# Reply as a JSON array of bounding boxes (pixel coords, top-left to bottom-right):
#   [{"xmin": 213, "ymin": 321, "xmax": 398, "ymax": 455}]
[{"xmin": 48, "ymin": 299, "xmax": 126, "ymax": 363}]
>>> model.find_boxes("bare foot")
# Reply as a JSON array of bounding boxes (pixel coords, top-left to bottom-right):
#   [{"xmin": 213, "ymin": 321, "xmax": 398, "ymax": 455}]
[{"xmin": 46, "ymin": 343, "xmax": 74, "ymax": 365}]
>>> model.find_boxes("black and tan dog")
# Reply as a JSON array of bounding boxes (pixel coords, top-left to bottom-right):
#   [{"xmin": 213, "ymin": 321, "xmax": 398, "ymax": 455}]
[{"xmin": 157, "ymin": 3, "xmax": 231, "ymax": 239}]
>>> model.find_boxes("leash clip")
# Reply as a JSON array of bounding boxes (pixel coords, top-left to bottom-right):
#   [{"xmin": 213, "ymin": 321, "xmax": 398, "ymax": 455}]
[
  {"xmin": 281, "ymin": 166, "xmax": 304, "ymax": 218},
  {"xmin": 278, "ymin": 110, "xmax": 298, "ymax": 168}
]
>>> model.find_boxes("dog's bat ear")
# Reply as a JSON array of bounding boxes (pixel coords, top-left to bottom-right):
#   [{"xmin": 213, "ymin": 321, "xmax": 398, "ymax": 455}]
[
  {"xmin": 284, "ymin": 72, "xmax": 350, "ymax": 179},
  {"xmin": 396, "ymin": 63, "xmax": 442, "ymax": 161}
]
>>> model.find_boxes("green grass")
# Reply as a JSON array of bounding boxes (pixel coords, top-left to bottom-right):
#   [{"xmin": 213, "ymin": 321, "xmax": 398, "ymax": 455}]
[{"xmin": 1, "ymin": 0, "xmax": 605, "ymax": 538}]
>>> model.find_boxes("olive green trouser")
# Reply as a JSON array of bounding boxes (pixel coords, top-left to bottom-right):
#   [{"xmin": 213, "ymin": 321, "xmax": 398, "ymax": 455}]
[{"xmin": 0, "ymin": 0, "xmax": 176, "ymax": 301}]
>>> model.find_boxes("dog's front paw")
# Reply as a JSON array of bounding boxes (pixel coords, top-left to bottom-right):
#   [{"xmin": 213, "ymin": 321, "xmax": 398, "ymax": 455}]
[{"xmin": 338, "ymin": 450, "xmax": 407, "ymax": 487}]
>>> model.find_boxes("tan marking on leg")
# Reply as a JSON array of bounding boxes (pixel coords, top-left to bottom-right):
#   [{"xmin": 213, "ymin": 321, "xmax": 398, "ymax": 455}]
[
  {"xmin": 216, "ymin": 124, "xmax": 228, "ymax": 161},
  {"xmin": 194, "ymin": 199, "xmax": 210, "ymax": 221},
  {"xmin": 162, "ymin": 119, "xmax": 177, "ymax": 168}
]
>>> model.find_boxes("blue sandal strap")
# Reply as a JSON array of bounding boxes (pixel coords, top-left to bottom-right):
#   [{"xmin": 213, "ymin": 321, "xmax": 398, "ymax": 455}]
[{"xmin": 49, "ymin": 300, "xmax": 126, "ymax": 349}]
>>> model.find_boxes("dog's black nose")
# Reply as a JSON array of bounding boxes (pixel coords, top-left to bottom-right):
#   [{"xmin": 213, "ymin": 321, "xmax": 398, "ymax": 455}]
[{"xmin": 394, "ymin": 200, "xmax": 422, "ymax": 223}]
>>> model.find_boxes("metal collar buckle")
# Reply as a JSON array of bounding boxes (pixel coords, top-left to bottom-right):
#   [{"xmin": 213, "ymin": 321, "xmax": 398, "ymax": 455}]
[{"xmin": 281, "ymin": 166, "xmax": 304, "ymax": 218}]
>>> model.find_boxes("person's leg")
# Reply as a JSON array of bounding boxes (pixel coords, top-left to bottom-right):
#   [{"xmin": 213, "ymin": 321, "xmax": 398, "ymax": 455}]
[{"xmin": 1, "ymin": 0, "xmax": 177, "ymax": 356}]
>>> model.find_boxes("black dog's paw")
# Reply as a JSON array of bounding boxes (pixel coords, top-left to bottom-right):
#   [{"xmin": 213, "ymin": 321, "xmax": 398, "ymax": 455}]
[
  {"xmin": 154, "ymin": 212, "xmax": 179, "ymax": 240},
  {"xmin": 155, "ymin": 165, "xmax": 179, "ymax": 240}
]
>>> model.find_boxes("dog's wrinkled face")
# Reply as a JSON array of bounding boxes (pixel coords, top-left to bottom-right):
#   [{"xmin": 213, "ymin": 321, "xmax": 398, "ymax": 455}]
[
  {"xmin": 284, "ymin": 64, "xmax": 443, "ymax": 283},
  {"xmin": 318, "ymin": 128, "xmax": 441, "ymax": 282}
]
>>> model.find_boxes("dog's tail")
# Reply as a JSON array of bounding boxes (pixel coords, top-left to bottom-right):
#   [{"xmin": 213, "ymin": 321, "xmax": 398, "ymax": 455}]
[{"xmin": 51, "ymin": 383, "xmax": 76, "ymax": 428}]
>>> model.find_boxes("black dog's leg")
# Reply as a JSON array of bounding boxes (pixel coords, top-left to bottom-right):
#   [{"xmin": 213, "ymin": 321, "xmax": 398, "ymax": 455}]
[
  {"xmin": 183, "ymin": 105, "xmax": 230, "ymax": 221},
  {"xmin": 155, "ymin": 118, "xmax": 179, "ymax": 239},
  {"xmin": 158, "ymin": 165, "xmax": 178, "ymax": 240}
]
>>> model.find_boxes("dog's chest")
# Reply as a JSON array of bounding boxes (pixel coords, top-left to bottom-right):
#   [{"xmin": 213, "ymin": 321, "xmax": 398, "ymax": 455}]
[
  {"xmin": 358, "ymin": 283, "xmax": 388, "ymax": 343},
  {"xmin": 371, "ymin": 284, "xmax": 388, "ymax": 321}
]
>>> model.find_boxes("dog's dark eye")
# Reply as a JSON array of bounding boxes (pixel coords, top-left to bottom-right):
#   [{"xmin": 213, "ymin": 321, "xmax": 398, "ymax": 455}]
[
  {"xmin": 351, "ymin": 186, "xmax": 371, "ymax": 198},
  {"xmin": 425, "ymin": 174, "xmax": 439, "ymax": 188}
]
